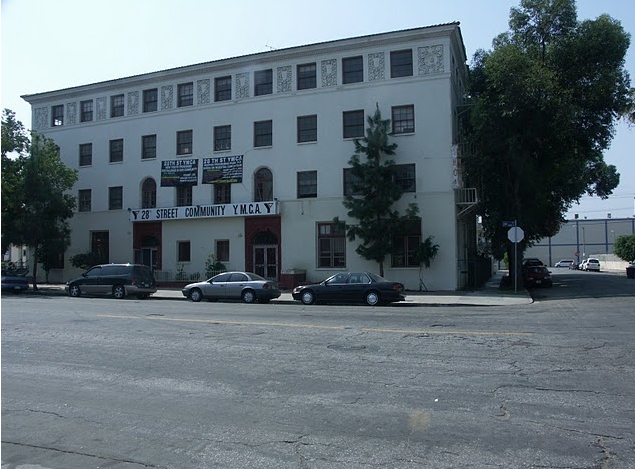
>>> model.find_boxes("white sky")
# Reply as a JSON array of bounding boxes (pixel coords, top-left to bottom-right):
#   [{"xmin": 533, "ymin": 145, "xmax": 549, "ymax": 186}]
[{"xmin": 1, "ymin": 0, "xmax": 633, "ymax": 219}]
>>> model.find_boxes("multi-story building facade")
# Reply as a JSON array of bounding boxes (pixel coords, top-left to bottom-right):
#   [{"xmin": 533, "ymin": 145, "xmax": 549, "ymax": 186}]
[{"xmin": 22, "ymin": 23, "xmax": 476, "ymax": 290}]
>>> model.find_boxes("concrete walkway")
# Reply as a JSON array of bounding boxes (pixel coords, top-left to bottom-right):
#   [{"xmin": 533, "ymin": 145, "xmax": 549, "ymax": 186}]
[{"xmin": 13, "ymin": 270, "xmax": 533, "ymax": 307}]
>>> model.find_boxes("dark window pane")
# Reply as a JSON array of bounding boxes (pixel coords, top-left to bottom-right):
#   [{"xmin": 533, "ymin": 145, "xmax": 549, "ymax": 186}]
[
  {"xmin": 79, "ymin": 143, "xmax": 92, "ymax": 166},
  {"xmin": 111, "ymin": 94, "xmax": 124, "ymax": 117},
  {"xmin": 390, "ymin": 49, "xmax": 413, "ymax": 78},
  {"xmin": 254, "ymin": 120, "xmax": 272, "ymax": 147},
  {"xmin": 215, "ymin": 76, "xmax": 232, "ymax": 101},
  {"xmin": 343, "ymin": 110, "xmax": 364, "ymax": 138},
  {"xmin": 254, "ymin": 69, "xmax": 273, "ymax": 96},
  {"xmin": 297, "ymin": 171, "xmax": 317, "ymax": 198},
  {"xmin": 52, "ymin": 105, "xmax": 64, "ymax": 126},
  {"xmin": 143, "ymin": 88, "xmax": 158, "ymax": 112},
  {"xmin": 177, "ymin": 130, "xmax": 193, "ymax": 155},
  {"xmin": 392, "ymin": 105, "xmax": 415, "ymax": 134},
  {"xmin": 80, "ymin": 100, "xmax": 93, "ymax": 122},
  {"xmin": 109, "ymin": 186, "xmax": 123, "ymax": 210},
  {"xmin": 178, "ymin": 82, "xmax": 194, "ymax": 107},
  {"xmin": 142, "ymin": 135, "xmax": 156, "ymax": 159},
  {"xmin": 297, "ymin": 63, "xmax": 316, "ymax": 90},
  {"xmin": 297, "ymin": 115, "xmax": 317, "ymax": 143},
  {"xmin": 214, "ymin": 125, "xmax": 231, "ymax": 151},
  {"xmin": 342, "ymin": 56, "xmax": 363, "ymax": 84},
  {"xmin": 109, "ymin": 139, "xmax": 123, "ymax": 163}
]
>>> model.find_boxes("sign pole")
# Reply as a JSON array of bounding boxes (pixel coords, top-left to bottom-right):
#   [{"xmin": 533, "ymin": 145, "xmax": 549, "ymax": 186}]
[{"xmin": 514, "ymin": 220, "xmax": 518, "ymax": 293}]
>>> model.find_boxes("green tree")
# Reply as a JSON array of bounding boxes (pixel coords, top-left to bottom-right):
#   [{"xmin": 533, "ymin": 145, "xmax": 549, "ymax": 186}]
[
  {"xmin": 69, "ymin": 252, "xmax": 102, "ymax": 270},
  {"xmin": 414, "ymin": 235, "xmax": 440, "ymax": 291},
  {"xmin": 12, "ymin": 132, "xmax": 78, "ymax": 290},
  {"xmin": 335, "ymin": 105, "xmax": 419, "ymax": 277},
  {"xmin": 1, "ymin": 109, "xmax": 29, "ymax": 255},
  {"xmin": 464, "ymin": 0, "xmax": 632, "ymax": 285},
  {"xmin": 613, "ymin": 234, "xmax": 635, "ymax": 262}
]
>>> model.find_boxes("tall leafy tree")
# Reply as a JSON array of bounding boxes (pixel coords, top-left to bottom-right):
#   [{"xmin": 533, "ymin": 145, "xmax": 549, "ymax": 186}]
[
  {"xmin": 1, "ymin": 109, "xmax": 29, "ymax": 255},
  {"xmin": 335, "ymin": 105, "xmax": 419, "ymax": 276},
  {"xmin": 464, "ymin": 0, "xmax": 632, "ymax": 284}
]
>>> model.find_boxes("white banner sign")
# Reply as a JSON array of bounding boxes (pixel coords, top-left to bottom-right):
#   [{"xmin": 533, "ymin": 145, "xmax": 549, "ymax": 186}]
[{"xmin": 129, "ymin": 201, "xmax": 278, "ymax": 222}]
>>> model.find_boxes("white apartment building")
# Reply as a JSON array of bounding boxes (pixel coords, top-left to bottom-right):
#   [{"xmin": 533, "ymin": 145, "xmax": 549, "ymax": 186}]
[{"xmin": 22, "ymin": 22, "xmax": 477, "ymax": 290}]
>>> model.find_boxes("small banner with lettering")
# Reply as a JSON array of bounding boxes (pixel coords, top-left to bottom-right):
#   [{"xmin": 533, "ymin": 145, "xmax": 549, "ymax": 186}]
[
  {"xmin": 202, "ymin": 155, "xmax": 243, "ymax": 184},
  {"xmin": 161, "ymin": 159, "xmax": 199, "ymax": 187}
]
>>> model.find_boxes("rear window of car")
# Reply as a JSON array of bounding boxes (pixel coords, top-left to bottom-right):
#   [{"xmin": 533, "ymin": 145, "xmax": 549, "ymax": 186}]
[{"xmin": 133, "ymin": 265, "xmax": 153, "ymax": 277}]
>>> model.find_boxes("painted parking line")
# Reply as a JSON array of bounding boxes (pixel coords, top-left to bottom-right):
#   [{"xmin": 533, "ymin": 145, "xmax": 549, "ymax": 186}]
[{"xmin": 97, "ymin": 314, "xmax": 533, "ymax": 336}]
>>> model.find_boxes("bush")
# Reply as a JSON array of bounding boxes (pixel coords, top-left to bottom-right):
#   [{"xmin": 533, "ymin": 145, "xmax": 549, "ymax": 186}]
[
  {"xmin": 69, "ymin": 252, "xmax": 101, "ymax": 270},
  {"xmin": 614, "ymin": 234, "xmax": 635, "ymax": 262}
]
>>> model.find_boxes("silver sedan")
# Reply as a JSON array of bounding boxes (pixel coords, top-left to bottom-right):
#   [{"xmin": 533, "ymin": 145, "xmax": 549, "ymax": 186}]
[{"xmin": 182, "ymin": 271, "xmax": 280, "ymax": 304}]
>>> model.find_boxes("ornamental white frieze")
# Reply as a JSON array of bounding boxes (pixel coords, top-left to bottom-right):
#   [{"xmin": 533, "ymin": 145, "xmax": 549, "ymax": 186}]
[
  {"xmin": 66, "ymin": 102, "xmax": 77, "ymax": 125},
  {"xmin": 127, "ymin": 91, "xmax": 140, "ymax": 115},
  {"xmin": 321, "ymin": 59, "xmax": 337, "ymax": 87},
  {"xmin": 34, "ymin": 107, "xmax": 48, "ymax": 130},
  {"xmin": 96, "ymin": 97, "xmax": 107, "ymax": 120},
  {"xmin": 277, "ymin": 66, "xmax": 292, "ymax": 93},
  {"xmin": 197, "ymin": 79, "xmax": 211, "ymax": 104},
  {"xmin": 368, "ymin": 52, "xmax": 385, "ymax": 81},
  {"xmin": 418, "ymin": 44, "xmax": 445, "ymax": 75},
  {"xmin": 161, "ymin": 85, "xmax": 173, "ymax": 110},
  {"xmin": 236, "ymin": 73, "xmax": 250, "ymax": 99}
]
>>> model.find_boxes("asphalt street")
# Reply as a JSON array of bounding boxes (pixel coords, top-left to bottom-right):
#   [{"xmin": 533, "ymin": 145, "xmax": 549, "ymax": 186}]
[{"xmin": 2, "ymin": 269, "xmax": 634, "ymax": 468}]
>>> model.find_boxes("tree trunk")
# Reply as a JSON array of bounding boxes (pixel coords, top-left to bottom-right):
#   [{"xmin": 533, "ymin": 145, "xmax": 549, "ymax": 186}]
[
  {"xmin": 379, "ymin": 261, "xmax": 384, "ymax": 277},
  {"xmin": 31, "ymin": 257, "xmax": 38, "ymax": 291}
]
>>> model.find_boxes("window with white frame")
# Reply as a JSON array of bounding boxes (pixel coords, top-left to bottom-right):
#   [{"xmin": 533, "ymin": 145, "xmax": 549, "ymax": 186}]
[
  {"xmin": 392, "ymin": 105, "xmax": 415, "ymax": 134},
  {"xmin": 391, "ymin": 220, "xmax": 421, "ymax": 267},
  {"xmin": 78, "ymin": 189, "xmax": 91, "ymax": 212},
  {"xmin": 318, "ymin": 222, "xmax": 346, "ymax": 268},
  {"xmin": 297, "ymin": 171, "xmax": 317, "ymax": 198}
]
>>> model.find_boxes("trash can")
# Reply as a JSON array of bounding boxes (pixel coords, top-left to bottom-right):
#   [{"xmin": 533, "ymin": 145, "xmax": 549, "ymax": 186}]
[
  {"xmin": 279, "ymin": 269, "xmax": 306, "ymax": 290},
  {"xmin": 626, "ymin": 264, "xmax": 635, "ymax": 279}
]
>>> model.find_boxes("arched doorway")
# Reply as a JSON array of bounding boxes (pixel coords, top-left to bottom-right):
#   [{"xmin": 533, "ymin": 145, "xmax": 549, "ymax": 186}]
[{"xmin": 253, "ymin": 229, "xmax": 278, "ymax": 280}]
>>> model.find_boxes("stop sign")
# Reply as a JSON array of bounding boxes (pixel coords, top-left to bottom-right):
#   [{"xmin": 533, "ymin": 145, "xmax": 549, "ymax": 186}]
[{"xmin": 507, "ymin": 226, "xmax": 524, "ymax": 243}]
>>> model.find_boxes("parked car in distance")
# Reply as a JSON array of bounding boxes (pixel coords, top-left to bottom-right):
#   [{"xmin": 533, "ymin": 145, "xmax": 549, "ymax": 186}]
[
  {"xmin": 554, "ymin": 259, "xmax": 574, "ymax": 268},
  {"xmin": 569, "ymin": 261, "xmax": 580, "ymax": 270},
  {"xmin": 1, "ymin": 270, "xmax": 30, "ymax": 293},
  {"xmin": 66, "ymin": 263, "xmax": 157, "ymax": 299},
  {"xmin": 292, "ymin": 271, "xmax": 406, "ymax": 306},
  {"xmin": 182, "ymin": 271, "xmax": 280, "ymax": 303},
  {"xmin": 522, "ymin": 258, "xmax": 545, "ymax": 273},
  {"xmin": 582, "ymin": 258, "xmax": 601, "ymax": 272},
  {"xmin": 626, "ymin": 260, "xmax": 635, "ymax": 279},
  {"xmin": 523, "ymin": 265, "xmax": 553, "ymax": 288}
]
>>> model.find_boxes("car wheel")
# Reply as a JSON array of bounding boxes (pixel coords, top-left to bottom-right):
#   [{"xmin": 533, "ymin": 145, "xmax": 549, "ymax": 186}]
[
  {"xmin": 300, "ymin": 290, "xmax": 315, "ymax": 305},
  {"xmin": 242, "ymin": 289, "xmax": 256, "ymax": 303},
  {"xmin": 69, "ymin": 284, "xmax": 81, "ymax": 297},
  {"xmin": 113, "ymin": 285, "xmax": 126, "ymax": 299},
  {"xmin": 189, "ymin": 288, "xmax": 203, "ymax": 302},
  {"xmin": 365, "ymin": 291, "xmax": 380, "ymax": 306}
]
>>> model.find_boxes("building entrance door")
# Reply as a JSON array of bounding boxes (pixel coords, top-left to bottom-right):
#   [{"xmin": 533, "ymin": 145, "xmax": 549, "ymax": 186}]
[
  {"xmin": 136, "ymin": 248, "xmax": 157, "ymax": 271},
  {"xmin": 253, "ymin": 245, "xmax": 278, "ymax": 280}
]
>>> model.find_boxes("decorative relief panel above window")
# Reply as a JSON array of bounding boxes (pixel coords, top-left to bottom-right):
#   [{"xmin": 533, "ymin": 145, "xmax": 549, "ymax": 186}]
[
  {"xmin": 236, "ymin": 73, "xmax": 250, "ymax": 99},
  {"xmin": 368, "ymin": 52, "xmax": 385, "ymax": 81},
  {"xmin": 34, "ymin": 108, "xmax": 48, "ymax": 130},
  {"xmin": 277, "ymin": 66, "xmax": 292, "ymax": 93},
  {"xmin": 418, "ymin": 44, "xmax": 445, "ymax": 75},
  {"xmin": 161, "ymin": 85, "xmax": 174, "ymax": 110},
  {"xmin": 197, "ymin": 79, "xmax": 211, "ymax": 104},
  {"xmin": 321, "ymin": 59, "xmax": 337, "ymax": 87}
]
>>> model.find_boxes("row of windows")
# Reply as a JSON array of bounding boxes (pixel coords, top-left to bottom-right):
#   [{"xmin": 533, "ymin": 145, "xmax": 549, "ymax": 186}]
[
  {"xmin": 174, "ymin": 220, "xmax": 420, "ymax": 269},
  {"xmin": 76, "ymin": 106, "xmax": 415, "ymax": 166},
  {"xmin": 77, "ymin": 164, "xmax": 416, "ymax": 211},
  {"xmin": 50, "ymin": 49, "xmax": 418, "ymax": 127}
]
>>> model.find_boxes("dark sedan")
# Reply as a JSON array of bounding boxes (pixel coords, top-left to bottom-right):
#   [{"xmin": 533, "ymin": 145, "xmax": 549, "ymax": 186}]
[
  {"xmin": 292, "ymin": 271, "xmax": 406, "ymax": 306},
  {"xmin": 1, "ymin": 270, "xmax": 30, "ymax": 293}
]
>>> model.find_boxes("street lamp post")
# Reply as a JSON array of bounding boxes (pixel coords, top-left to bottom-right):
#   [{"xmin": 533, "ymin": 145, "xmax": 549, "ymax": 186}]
[{"xmin": 582, "ymin": 226, "xmax": 586, "ymax": 259}]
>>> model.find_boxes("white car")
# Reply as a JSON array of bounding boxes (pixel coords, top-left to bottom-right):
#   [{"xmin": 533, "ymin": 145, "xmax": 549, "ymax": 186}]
[
  {"xmin": 583, "ymin": 258, "xmax": 601, "ymax": 272},
  {"xmin": 554, "ymin": 259, "xmax": 574, "ymax": 268}
]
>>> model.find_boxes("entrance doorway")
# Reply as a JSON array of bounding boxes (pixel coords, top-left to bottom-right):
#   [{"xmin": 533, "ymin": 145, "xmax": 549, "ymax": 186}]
[
  {"xmin": 253, "ymin": 245, "xmax": 278, "ymax": 279},
  {"xmin": 136, "ymin": 248, "xmax": 158, "ymax": 271}
]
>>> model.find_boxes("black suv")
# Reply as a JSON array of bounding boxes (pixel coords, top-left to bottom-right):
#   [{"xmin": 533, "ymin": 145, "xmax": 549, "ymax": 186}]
[{"xmin": 66, "ymin": 264, "xmax": 157, "ymax": 299}]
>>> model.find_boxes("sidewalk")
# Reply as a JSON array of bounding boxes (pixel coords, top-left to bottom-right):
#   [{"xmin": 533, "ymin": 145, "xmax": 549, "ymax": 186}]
[{"xmin": 12, "ymin": 270, "xmax": 533, "ymax": 307}]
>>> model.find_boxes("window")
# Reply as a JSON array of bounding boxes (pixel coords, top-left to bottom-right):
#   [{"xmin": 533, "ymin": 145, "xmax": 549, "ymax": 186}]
[
  {"xmin": 79, "ymin": 143, "xmax": 92, "ymax": 166},
  {"xmin": 109, "ymin": 139, "xmax": 124, "ymax": 163},
  {"xmin": 297, "ymin": 115, "xmax": 317, "ymax": 143},
  {"xmin": 178, "ymin": 82, "xmax": 194, "ymax": 107},
  {"xmin": 143, "ymin": 88, "xmax": 158, "ymax": 112},
  {"xmin": 392, "ymin": 220, "xmax": 421, "ymax": 267},
  {"xmin": 254, "ymin": 69, "xmax": 273, "ymax": 96},
  {"xmin": 142, "ymin": 178, "xmax": 157, "ymax": 209},
  {"xmin": 91, "ymin": 231, "xmax": 109, "ymax": 264},
  {"xmin": 214, "ymin": 125, "xmax": 231, "ymax": 151},
  {"xmin": 254, "ymin": 168, "xmax": 273, "ymax": 202},
  {"xmin": 318, "ymin": 223, "xmax": 346, "ymax": 268},
  {"xmin": 390, "ymin": 49, "xmax": 413, "ymax": 78},
  {"xmin": 342, "ymin": 56, "xmax": 363, "ymax": 84},
  {"xmin": 395, "ymin": 164, "xmax": 416, "ymax": 192},
  {"xmin": 343, "ymin": 110, "xmax": 364, "ymax": 139},
  {"xmin": 111, "ymin": 94, "xmax": 124, "ymax": 117},
  {"xmin": 297, "ymin": 171, "xmax": 317, "ymax": 198},
  {"xmin": 51, "ymin": 105, "xmax": 63, "ymax": 126},
  {"xmin": 297, "ymin": 63, "xmax": 316, "ymax": 90},
  {"xmin": 343, "ymin": 168, "xmax": 363, "ymax": 196},
  {"xmin": 78, "ymin": 189, "xmax": 91, "ymax": 212},
  {"xmin": 215, "ymin": 76, "xmax": 232, "ymax": 101},
  {"xmin": 254, "ymin": 120, "xmax": 272, "ymax": 147},
  {"xmin": 177, "ymin": 130, "xmax": 193, "ymax": 155},
  {"xmin": 142, "ymin": 135, "xmax": 157, "ymax": 159},
  {"xmin": 392, "ymin": 105, "xmax": 415, "ymax": 134},
  {"xmin": 178, "ymin": 241, "xmax": 191, "ymax": 262},
  {"xmin": 109, "ymin": 186, "xmax": 123, "ymax": 210},
  {"xmin": 214, "ymin": 183, "xmax": 231, "ymax": 204},
  {"xmin": 80, "ymin": 100, "xmax": 93, "ymax": 122},
  {"xmin": 216, "ymin": 239, "xmax": 229, "ymax": 262},
  {"xmin": 176, "ymin": 185, "xmax": 193, "ymax": 207}
]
